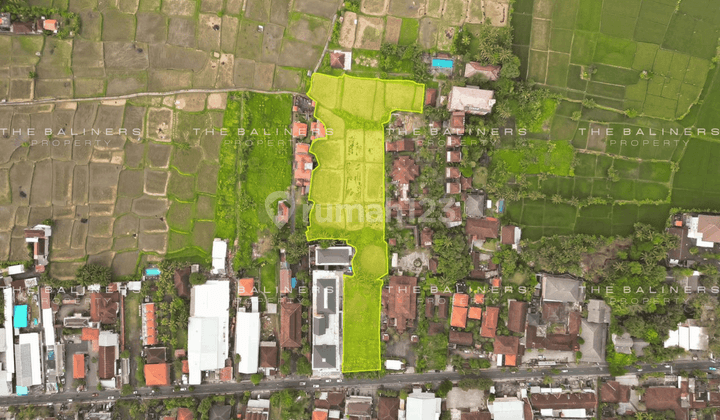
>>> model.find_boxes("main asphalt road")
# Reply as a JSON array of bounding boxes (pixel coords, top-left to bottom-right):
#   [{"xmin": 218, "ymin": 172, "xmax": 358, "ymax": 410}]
[{"xmin": 1, "ymin": 360, "xmax": 716, "ymax": 406}]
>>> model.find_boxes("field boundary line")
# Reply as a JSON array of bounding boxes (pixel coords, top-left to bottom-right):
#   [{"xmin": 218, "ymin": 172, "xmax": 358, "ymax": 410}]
[{"xmin": 1, "ymin": 87, "xmax": 301, "ymax": 107}]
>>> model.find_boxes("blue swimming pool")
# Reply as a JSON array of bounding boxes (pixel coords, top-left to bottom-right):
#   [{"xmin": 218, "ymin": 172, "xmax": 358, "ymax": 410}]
[
  {"xmin": 432, "ymin": 59, "xmax": 453, "ymax": 68},
  {"xmin": 145, "ymin": 267, "xmax": 161, "ymax": 276},
  {"xmin": 14, "ymin": 305, "xmax": 27, "ymax": 328}
]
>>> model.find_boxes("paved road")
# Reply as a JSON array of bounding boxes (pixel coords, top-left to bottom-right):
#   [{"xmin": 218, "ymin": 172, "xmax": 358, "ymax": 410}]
[{"xmin": 1, "ymin": 360, "xmax": 716, "ymax": 406}]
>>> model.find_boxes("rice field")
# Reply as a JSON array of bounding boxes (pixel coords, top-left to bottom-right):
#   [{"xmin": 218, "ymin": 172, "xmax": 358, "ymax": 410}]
[{"xmin": 306, "ymin": 74, "xmax": 424, "ymax": 372}]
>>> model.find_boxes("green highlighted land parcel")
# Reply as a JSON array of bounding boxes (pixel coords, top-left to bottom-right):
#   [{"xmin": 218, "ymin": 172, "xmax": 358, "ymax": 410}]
[{"xmin": 306, "ymin": 74, "xmax": 424, "ymax": 372}]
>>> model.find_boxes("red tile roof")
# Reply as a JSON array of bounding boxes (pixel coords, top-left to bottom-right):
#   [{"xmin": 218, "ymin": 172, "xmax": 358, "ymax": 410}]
[
  {"xmin": 446, "ymin": 167, "xmax": 461, "ymax": 179},
  {"xmin": 449, "ymin": 112, "xmax": 465, "ymax": 134},
  {"xmin": 386, "ymin": 139, "xmax": 415, "ymax": 152},
  {"xmin": 292, "ymin": 122, "xmax": 307, "ymax": 138},
  {"xmin": 277, "ymin": 201, "xmax": 290, "ymax": 225},
  {"xmin": 279, "ymin": 269, "xmax": 292, "ymax": 294},
  {"xmin": 453, "ymin": 293, "xmax": 469, "ymax": 307},
  {"xmin": 451, "ymin": 305, "xmax": 468, "ymax": 328},
  {"xmin": 449, "ymin": 331, "xmax": 473, "ymax": 346},
  {"xmin": 73, "ymin": 353, "xmax": 85, "ymax": 379},
  {"xmin": 446, "ymin": 135, "xmax": 461, "ymax": 148},
  {"xmin": 90, "ymin": 292, "xmax": 120, "ymax": 324},
  {"xmin": 504, "ymin": 354, "xmax": 517, "ymax": 366},
  {"xmin": 294, "ymin": 147, "xmax": 313, "ymax": 185},
  {"xmin": 296, "ymin": 142, "xmax": 310, "ymax": 154},
  {"xmin": 260, "ymin": 343, "xmax": 278, "ymax": 368},
  {"xmin": 645, "ymin": 387, "xmax": 686, "ymax": 420},
  {"xmin": 468, "ymin": 307, "xmax": 482, "ymax": 320},
  {"xmin": 142, "ymin": 303, "xmax": 158, "ymax": 346},
  {"xmin": 447, "ymin": 182, "xmax": 461, "ymax": 194},
  {"xmin": 474, "ymin": 294, "xmax": 485, "ymax": 304},
  {"xmin": 311, "ymin": 122, "xmax": 326, "ymax": 139},
  {"xmin": 530, "ymin": 393, "xmax": 598, "ymax": 410},
  {"xmin": 481, "ymin": 307, "xmax": 499, "ymax": 338},
  {"xmin": 144, "ymin": 363, "xmax": 171, "ymax": 386},
  {"xmin": 501, "ymin": 225, "xmax": 517, "ymax": 245},
  {"xmin": 494, "ymin": 335, "xmax": 520, "ymax": 355},
  {"xmin": 238, "ymin": 278, "xmax": 254, "ymax": 296},
  {"xmin": 447, "ymin": 150, "xmax": 462, "ymax": 162},
  {"xmin": 177, "ymin": 408, "xmax": 194, "ymax": 420},
  {"xmin": 466, "ymin": 218, "xmax": 500, "ymax": 240},
  {"xmin": 421, "ymin": 227, "xmax": 433, "ymax": 247},
  {"xmin": 601, "ymin": 381, "xmax": 631, "ymax": 403},
  {"xmin": 391, "ymin": 156, "xmax": 420, "ymax": 184},
  {"xmin": 81, "ymin": 328, "xmax": 99, "ymax": 342},
  {"xmin": 388, "ymin": 199, "xmax": 423, "ymax": 218},
  {"xmin": 219, "ymin": 366, "xmax": 232, "ymax": 382},
  {"xmin": 386, "ymin": 276, "xmax": 418, "ymax": 333},
  {"xmin": 40, "ymin": 287, "xmax": 51, "ymax": 310},
  {"xmin": 280, "ymin": 301, "xmax": 302, "ymax": 348},
  {"xmin": 182, "ymin": 360, "xmax": 189, "ymax": 374},
  {"xmin": 313, "ymin": 410, "xmax": 329, "ymax": 420},
  {"xmin": 174, "ymin": 267, "xmax": 191, "ymax": 298},
  {"xmin": 43, "ymin": 19, "xmax": 58, "ymax": 31},
  {"xmin": 445, "ymin": 205, "xmax": 462, "ymax": 223},
  {"xmin": 507, "ymin": 301, "xmax": 528, "ymax": 334},
  {"xmin": 378, "ymin": 397, "xmax": 399, "ymax": 420},
  {"xmin": 98, "ymin": 346, "xmax": 116, "ymax": 379},
  {"xmin": 424, "ymin": 88, "xmax": 438, "ymax": 106},
  {"xmin": 329, "ymin": 52, "xmax": 345, "ymax": 69}
]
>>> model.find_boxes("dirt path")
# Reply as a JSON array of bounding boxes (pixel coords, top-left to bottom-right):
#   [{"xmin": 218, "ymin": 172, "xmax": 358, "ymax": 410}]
[{"xmin": 0, "ymin": 87, "xmax": 302, "ymax": 107}]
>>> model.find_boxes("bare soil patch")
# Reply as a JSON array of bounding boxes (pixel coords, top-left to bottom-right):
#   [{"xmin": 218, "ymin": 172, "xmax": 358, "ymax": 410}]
[
  {"xmin": 384, "ymin": 16, "xmax": 402, "ymax": 43},
  {"xmin": 355, "ymin": 16, "xmax": 384, "ymax": 50},
  {"xmin": 339, "ymin": 12, "xmax": 358, "ymax": 49}
]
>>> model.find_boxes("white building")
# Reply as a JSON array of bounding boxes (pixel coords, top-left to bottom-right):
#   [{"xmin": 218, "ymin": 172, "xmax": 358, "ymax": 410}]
[
  {"xmin": 687, "ymin": 214, "xmax": 720, "ymax": 247},
  {"xmin": 235, "ymin": 311, "xmax": 260, "ymax": 374},
  {"xmin": 15, "ymin": 333, "xmax": 42, "ymax": 387},
  {"xmin": 488, "ymin": 397, "xmax": 526, "ymax": 420},
  {"xmin": 312, "ymin": 270, "xmax": 343, "ymax": 376},
  {"xmin": 404, "ymin": 390, "xmax": 441, "ymax": 420},
  {"xmin": 188, "ymin": 281, "xmax": 230, "ymax": 384},
  {"xmin": 664, "ymin": 321, "xmax": 709, "ymax": 351},
  {"xmin": 447, "ymin": 86, "xmax": 496, "ymax": 115},
  {"xmin": 211, "ymin": 238, "xmax": 228, "ymax": 275}
]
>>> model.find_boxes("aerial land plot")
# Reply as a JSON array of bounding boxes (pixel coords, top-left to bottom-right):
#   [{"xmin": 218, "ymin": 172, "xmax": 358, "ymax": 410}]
[{"xmin": 306, "ymin": 74, "xmax": 424, "ymax": 372}]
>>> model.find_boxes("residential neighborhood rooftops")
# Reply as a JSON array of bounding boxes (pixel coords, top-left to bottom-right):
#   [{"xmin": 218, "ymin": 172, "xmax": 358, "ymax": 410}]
[
  {"xmin": 466, "ymin": 217, "xmax": 500, "ymax": 241},
  {"xmin": 280, "ymin": 301, "xmax": 302, "ymax": 348},
  {"xmin": 507, "ymin": 301, "xmax": 528, "ymax": 333},
  {"xmin": 238, "ymin": 278, "xmax": 254, "ymax": 296},
  {"xmin": 529, "ymin": 393, "xmax": 597, "ymax": 410},
  {"xmin": 144, "ymin": 363, "xmax": 170, "ymax": 386},
  {"xmin": 391, "ymin": 156, "xmax": 420, "ymax": 184},
  {"xmin": 464, "ymin": 62, "xmax": 501, "ymax": 80},
  {"xmin": 98, "ymin": 346, "xmax": 116, "ymax": 380},
  {"xmin": 90, "ymin": 292, "xmax": 120, "ymax": 324},
  {"xmin": 481, "ymin": 307, "xmax": 499, "ymax": 338},
  {"xmin": 451, "ymin": 305, "xmax": 468, "ymax": 328},
  {"xmin": 174, "ymin": 267, "xmax": 191, "ymax": 298},
  {"xmin": 493, "ymin": 335, "xmax": 520, "ymax": 355},
  {"xmin": 447, "ymin": 86, "xmax": 496, "ymax": 115},
  {"xmin": 541, "ymin": 275, "xmax": 583, "ymax": 303},
  {"xmin": 449, "ymin": 331, "xmax": 473, "ymax": 346},
  {"xmin": 386, "ymin": 139, "xmax": 415, "ymax": 152},
  {"xmin": 378, "ymin": 397, "xmax": 399, "ymax": 420},
  {"xmin": 588, "ymin": 299, "xmax": 611, "ymax": 324},
  {"xmin": 425, "ymin": 88, "xmax": 438, "ymax": 106},
  {"xmin": 73, "ymin": 353, "xmax": 85, "ymax": 379},
  {"xmin": 600, "ymin": 381, "xmax": 630, "ymax": 403},
  {"xmin": 386, "ymin": 276, "xmax": 418, "ymax": 333},
  {"xmin": 468, "ymin": 307, "xmax": 482, "ymax": 320}
]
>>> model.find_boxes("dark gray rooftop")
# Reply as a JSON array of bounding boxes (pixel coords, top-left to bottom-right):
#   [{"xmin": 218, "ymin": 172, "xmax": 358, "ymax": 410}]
[
  {"xmin": 313, "ymin": 345, "xmax": 337, "ymax": 369},
  {"xmin": 315, "ymin": 278, "xmax": 337, "ymax": 314},
  {"xmin": 315, "ymin": 247, "xmax": 353, "ymax": 265}
]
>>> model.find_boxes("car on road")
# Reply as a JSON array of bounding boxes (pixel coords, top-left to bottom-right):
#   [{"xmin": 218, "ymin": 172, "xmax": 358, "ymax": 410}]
[
  {"xmin": 325, "ymin": 379, "xmax": 332, "ymax": 382},
  {"xmin": 108, "ymin": 396, "xmax": 115, "ymax": 400},
  {"xmin": 92, "ymin": 393, "xmax": 99, "ymax": 397},
  {"xmin": 637, "ymin": 369, "xmax": 643, "ymax": 371},
  {"xmin": 561, "ymin": 370, "xmax": 568, "ymax": 373},
  {"xmin": 337, "ymin": 379, "xmax": 342, "ymax": 382},
  {"xmin": 710, "ymin": 367, "xmax": 717, "ymax": 371},
  {"xmin": 68, "ymin": 399, "xmax": 73, "ymax": 402},
  {"xmin": 133, "ymin": 391, "xmax": 139, "ymax": 395},
  {"xmin": 313, "ymin": 385, "xmax": 319, "ymax": 388},
  {"xmin": 299, "ymin": 382, "xmax": 306, "ymax": 386},
  {"xmin": 665, "ymin": 365, "xmax": 671, "ymax": 368}
]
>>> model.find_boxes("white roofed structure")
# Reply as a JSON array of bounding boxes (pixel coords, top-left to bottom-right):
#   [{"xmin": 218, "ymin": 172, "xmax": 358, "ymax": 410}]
[
  {"xmin": 42, "ymin": 308, "xmax": 55, "ymax": 347},
  {"xmin": 488, "ymin": 397, "xmax": 525, "ymax": 420},
  {"xmin": 235, "ymin": 311, "xmax": 260, "ymax": 374},
  {"xmin": 188, "ymin": 281, "xmax": 230, "ymax": 384},
  {"xmin": 447, "ymin": 86, "xmax": 496, "ymax": 115},
  {"xmin": 406, "ymin": 390, "xmax": 441, "ymax": 420},
  {"xmin": 211, "ymin": 238, "xmax": 227, "ymax": 275},
  {"xmin": 665, "ymin": 321, "xmax": 708, "ymax": 351},
  {"xmin": 15, "ymin": 333, "xmax": 41, "ymax": 387}
]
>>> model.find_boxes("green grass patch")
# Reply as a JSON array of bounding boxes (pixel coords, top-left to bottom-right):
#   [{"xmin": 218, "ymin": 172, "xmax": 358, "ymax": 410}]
[
  {"xmin": 399, "ymin": 18, "xmax": 419, "ymax": 45},
  {"xmin": 493, "ymin": 140, "xmax": 575, "ymax": 176}
]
